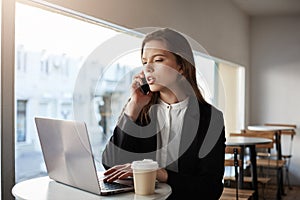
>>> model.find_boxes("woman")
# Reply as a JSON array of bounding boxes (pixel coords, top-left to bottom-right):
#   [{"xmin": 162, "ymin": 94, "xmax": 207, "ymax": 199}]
[{"xmin": 102, "ymin": 28, "xmax": 225, "ymax": 199}]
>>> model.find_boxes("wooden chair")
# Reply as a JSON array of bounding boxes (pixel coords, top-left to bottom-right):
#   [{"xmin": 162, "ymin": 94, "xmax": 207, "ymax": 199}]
[
  {"xmin": 222, "ymin": 146, "xmax": 254, "ymax": 200},
  {"xmin": 264, "ymin": 123, "xmax": 297, "ymax": 190},
  {"xmin": 228, "ymin": 133, "xmax": 271, "ymax": 199},
  {"xmin": 220, "ymin": 187, "xmax": 254, "ymax": 200},
  {"xmin": 239, "ymin": 130, "xmax": 286, "ymax": 199},
  {"xmin": 239, "ymin": 130, "xmax": 277, "ymax": 158}
]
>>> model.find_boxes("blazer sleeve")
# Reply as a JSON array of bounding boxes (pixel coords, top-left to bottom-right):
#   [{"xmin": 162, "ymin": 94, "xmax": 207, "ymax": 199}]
[{"xmin": 102, "ymin": 113, "xmax": 157, "ymax": 169}]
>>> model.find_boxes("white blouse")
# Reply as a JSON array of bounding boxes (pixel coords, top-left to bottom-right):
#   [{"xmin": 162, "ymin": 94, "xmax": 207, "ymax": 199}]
[{"xmin": 156, "ymin": 97, "xmax": 189, "ymax": 170}]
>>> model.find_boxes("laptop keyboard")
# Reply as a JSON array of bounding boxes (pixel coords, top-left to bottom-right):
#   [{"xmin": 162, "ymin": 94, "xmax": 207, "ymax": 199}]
[{"xmin": 99, "ymin": 181, "xmax": 131, "ymax": 190}]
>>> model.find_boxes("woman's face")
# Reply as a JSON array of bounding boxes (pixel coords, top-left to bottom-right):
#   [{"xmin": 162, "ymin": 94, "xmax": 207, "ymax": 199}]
[{"xmin": 142, "ymin": 40, "xmax": 183, "ymax": 93}]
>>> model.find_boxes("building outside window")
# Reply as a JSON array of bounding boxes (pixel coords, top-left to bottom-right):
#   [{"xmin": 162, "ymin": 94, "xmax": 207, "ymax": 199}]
[{"xmin": 16, "ymin": 100, "xmax": 27, "ymax": 142}]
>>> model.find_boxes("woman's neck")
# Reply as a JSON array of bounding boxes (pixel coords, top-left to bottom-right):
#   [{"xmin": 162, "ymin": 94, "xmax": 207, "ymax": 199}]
[{"xmin": 159, "ymin": 88, "xmax": 187, "ymax": 104}]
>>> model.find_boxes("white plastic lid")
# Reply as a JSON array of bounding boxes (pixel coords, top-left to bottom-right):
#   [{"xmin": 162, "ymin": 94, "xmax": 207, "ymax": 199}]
[{"xmin": 131, "ymin": 159, "xmax": 159, "ymax": 170}]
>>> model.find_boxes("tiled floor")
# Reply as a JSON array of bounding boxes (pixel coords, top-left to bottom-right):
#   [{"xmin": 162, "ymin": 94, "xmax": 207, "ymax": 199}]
[
  {"xmin": 260, "ymin": 184, "xmax": 300, "ymax": 200},
  {"xmin": 282, "ymin": 186, "xmax": 300, "ymax": 200},
  {"xmin": 224, "ymin": 176, "xmax": 300, "ymax": 200}
]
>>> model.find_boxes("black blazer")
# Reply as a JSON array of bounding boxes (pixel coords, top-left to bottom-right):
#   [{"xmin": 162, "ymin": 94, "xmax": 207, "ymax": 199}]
[{"xmin": 102, "ymin": 97, "xmax": 226, "ymax": 200}]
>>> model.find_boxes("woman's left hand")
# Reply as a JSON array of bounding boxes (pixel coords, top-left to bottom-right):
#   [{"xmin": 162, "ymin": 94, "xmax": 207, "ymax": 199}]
[{"xmin": 103, "ymin": 163, "xmax": 169, "ymax": 183}]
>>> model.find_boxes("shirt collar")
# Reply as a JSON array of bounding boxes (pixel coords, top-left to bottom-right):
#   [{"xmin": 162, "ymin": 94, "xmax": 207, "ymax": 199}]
[{"xmin": 158, "ymin": 97, "xmax": 189, "ymax": 110}]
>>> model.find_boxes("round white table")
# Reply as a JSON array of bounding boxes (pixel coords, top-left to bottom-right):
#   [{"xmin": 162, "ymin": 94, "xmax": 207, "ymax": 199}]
[
  {"xmin": 247, "ymin": 125, "xmax": 294, "ymax": 132},
  {"xmin": 12, "ymin": 176, "xmax": 172, "ymax": 200},
  {"xmin": 226, "ymin": 136, "xmax": 272, "ymax": 200},
  {"xmin": 226, "ymin": 136, "xmax": 272, "ymax": 146}
]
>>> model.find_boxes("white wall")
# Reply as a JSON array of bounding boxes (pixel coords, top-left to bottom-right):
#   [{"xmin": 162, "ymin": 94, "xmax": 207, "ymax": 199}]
[{"xmin": 250, "ymin": 15, "xmax": 300, "ymax": 185}]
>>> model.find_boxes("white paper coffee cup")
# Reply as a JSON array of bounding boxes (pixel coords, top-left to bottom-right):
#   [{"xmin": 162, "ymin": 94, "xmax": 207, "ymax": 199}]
[{"xmin": 131, "ymin": 159, "xmax": 159, "ymax": 195}]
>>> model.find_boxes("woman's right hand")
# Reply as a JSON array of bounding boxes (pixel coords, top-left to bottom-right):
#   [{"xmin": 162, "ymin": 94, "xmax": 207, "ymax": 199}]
[
  {"xmin": 103, "ymin": 163, "xmax": 133, "ymax": 183},
  {"xmin": 124, "ymin": 71, "xmax": 152, "ymax": 121}
]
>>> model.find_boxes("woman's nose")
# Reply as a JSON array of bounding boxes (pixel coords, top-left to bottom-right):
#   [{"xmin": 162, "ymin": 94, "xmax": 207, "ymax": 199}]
[{"xmin": 143, "ymin": 63, "xmax": 154, "ymax": 73}]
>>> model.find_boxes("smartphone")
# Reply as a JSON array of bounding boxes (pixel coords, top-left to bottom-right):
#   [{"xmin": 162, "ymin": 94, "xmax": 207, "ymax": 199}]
[{"xmin": 140, "ymin": 77, "xmax": 150, "ymax": 95}]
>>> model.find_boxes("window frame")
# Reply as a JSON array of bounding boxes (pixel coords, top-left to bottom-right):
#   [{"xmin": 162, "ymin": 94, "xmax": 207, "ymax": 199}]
[{"xmin": 1, "ymin": 0, "xmax": 16, "ymax": 199}]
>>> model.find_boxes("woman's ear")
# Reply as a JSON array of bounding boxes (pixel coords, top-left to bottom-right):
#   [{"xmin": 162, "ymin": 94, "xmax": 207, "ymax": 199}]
[
  {"xmin": 176, "ymin": 67, "xmax": 184, "ymax": 81},
  {"xmin": 178, "ymin": 66, "xmax": 184, "ymax": 75}
]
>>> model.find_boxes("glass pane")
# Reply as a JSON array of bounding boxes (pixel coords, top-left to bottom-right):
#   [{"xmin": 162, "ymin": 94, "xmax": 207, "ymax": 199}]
[
  {"xmin": 218, "ymin": 62, "xmax": 245, "ymax": 135},
  {"xmin": 194, "ymin": 54, "xmax": 216, "ymax": 104},
  {"xmin": 14, "ymin": 2, "xmax": 134, "ymax": 183},
  {"xmin": 194, "ymin": 53, "xmax": 245, "ymax": 136}
]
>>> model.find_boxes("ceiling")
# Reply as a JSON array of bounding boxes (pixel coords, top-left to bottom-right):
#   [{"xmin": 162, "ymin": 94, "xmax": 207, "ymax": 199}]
[{"xmin": 232, "ymin": 0, "xmax": 300, "ymax": 16}]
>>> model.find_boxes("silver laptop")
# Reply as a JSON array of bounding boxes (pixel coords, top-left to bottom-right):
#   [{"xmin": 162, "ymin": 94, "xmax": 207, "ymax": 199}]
[{"xmin": 34, "ymin": 117, "xmax": 134, "ymax": 196}]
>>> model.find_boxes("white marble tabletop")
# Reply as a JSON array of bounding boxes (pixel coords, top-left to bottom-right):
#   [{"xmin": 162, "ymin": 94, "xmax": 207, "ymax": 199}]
[
  {"xmin": 247, "ymin": 125, "xmax": 295, "ymax": 131},
  {"xmin": 12, "ymin": 176, "xmax": 172, "ymax": 200},
  {"xmin": 226, "ymin": 136, "xmax": 273, "ymax": 146}
]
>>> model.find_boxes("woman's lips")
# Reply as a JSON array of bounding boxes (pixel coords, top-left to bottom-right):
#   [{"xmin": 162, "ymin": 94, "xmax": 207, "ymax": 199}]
[{"xmin": 146, "ymin": 76, "xmax": 155, "ymax": 84}]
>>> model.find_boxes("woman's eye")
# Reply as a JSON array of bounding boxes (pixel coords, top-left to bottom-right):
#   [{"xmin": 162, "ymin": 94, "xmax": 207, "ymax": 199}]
[{"xmin": 155, "ymin": 59, "xmax": 163, "ymax": 62}]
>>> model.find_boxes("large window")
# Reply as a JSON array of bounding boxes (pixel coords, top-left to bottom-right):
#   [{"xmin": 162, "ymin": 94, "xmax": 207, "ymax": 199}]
[
  {"xmin": 14, "ymin": 2, "xmax": 245, "ymax": 184},
  {"xmin": 15, "ymin": 2, "xmax": 121, "ymax": 182},
  {"xmin": 195, "ymin": 54, "xmax": 245, "ymax": 135}
]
